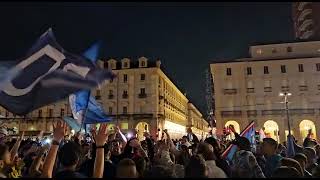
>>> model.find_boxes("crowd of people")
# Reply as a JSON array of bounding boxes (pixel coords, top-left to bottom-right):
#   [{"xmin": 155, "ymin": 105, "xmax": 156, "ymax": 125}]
[{"xmin": 0, "ymin": 121, "xmax": 319, "ymax": 178}]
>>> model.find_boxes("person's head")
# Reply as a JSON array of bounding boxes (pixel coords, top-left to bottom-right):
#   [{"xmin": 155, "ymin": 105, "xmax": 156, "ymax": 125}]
[
  {"xmin": 196, "ymin": 142, "xmax": 215, "ymax": 161},
  {"xmin": 116, "ymin": 158, "xmax": 138, "ymax": 178},
  {"xmin": 144, "ymin": 165, "xmax": 175, "ymax": 178},
  {"xmin": 272, "ymin": 166, "xmax": 301, "ymax": 178},
  {"xmin": 262, "ymin": 138, "xmax": 278, "ymax": 156},
  {"xmin": 110, "ymin": 140, "xmax": 121, "ymax": 156},
  {"xmin": 185, "ymin": 154, "xmax": 207, "ymax": 178},
  {"xmin": 182, "ymin": 136, "xmax": 188, "ymax": 144},
  {"xmin": 232, "ymin": 136, "xmax": 251, "ymax": 151},
  {"xmin": 303, "ymin": 147, "xmax": 317, "ymax": 166},
  {"xmin": 204, "ymin": 137, "xmax": 221, "ymax": 156},
  {"xmin": 293, "ymin": 153, "xmax": 308, "ymax": 170},
  {"xmin": 0, "ymin": 144, "xmax": 10, "ymax": 167},
  {"xmin": 280, "ymin": 158, "xmax": 303, "ymax": 177},
  {"xmin": 58, "ymin": 142, "xmax": 81, "ymax": 170},
  {"xmin": 133, "ymin": 157, "xmax": 146, "ymax": 178}
]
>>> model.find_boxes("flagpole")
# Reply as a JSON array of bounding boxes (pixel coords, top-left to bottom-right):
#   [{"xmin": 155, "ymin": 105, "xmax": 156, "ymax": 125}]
[{"xmin": 80, "ymin": 91, "xmax": 91, "ymax": 134}]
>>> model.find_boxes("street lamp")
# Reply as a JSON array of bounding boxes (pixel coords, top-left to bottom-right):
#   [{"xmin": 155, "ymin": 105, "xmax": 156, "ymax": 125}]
[{"xmin": 279, "ymin": 92, "xmax": 292, "ymax": 136}]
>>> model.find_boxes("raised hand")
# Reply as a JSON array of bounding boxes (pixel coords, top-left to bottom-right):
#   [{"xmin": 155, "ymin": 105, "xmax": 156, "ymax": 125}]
[
  {"xmin": 229, "ymin": 125, "xmax": 236, "ymax": 133},
  {"xmin": 95, "ymin": 124, "xmax": 108, "ymax": 147},
  {"xmin": 52, "ymin": 120, "xmax": 67, "ymax": 143}
]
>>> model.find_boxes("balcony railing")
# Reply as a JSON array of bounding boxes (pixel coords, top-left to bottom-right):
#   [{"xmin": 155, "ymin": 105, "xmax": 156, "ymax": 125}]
[
  {"xmin": 223, "ymin": 89, "xmax": 237, "ymax": 95},
  {"xmin": 247, "ymin": 88, "xmax": 255, "ymax": 93},
  {"xmin": 221, "ymin": 111, "xmax": 242, "ymax": 117},
  {"xmin": 299, "ymin": 85, "xmax": 308, "ymax": 91},
  {"xmin": 138, "ymin": 93, "xmax": 147, "ymax": 98},
  {"xmin": 122, "ymin": 94, "xmax": 128, "ymax": 99},
  {"xmin": 290, "ymin": 109, "xmax": 315, "ymax": 115},
  {"xmin": 247, "ymin": 110, "xmax": 257, "ymax": 117},
  {"xmin": 281, "ymin": 86, "xmax": 290, "ymax": 91},
  {"xmin": 262, "ymin": 109, "xmax": 283, "ymax": 116},
  {"xmin": 108, "ymin": 94, "xmax": 114, "ymax": 99},
  {"xmin": 264, "ymin": 87, "xmax": 272, "ymax": 92}
]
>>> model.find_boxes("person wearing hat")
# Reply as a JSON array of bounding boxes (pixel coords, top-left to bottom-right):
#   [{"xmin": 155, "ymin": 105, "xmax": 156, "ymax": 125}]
[{"xmin": 229, "ymin": 125, "xmax": 265, "ymax": 178}]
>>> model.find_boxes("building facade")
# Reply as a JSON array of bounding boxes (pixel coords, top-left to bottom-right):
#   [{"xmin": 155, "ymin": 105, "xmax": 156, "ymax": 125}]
[
  {"xmin": 93, "ymin": 57, "xmax": 207, "ymax": 140},
  {"xmin": 211, "ymin": 41, "xmax": 320, "ymax": 143},
  {"xmin": 0, "ymin": 100, "xmax": 72, "ymax": 136},
  {"xmin": 187, "ymin": 102, "xmax": 209, "ymax": 140},
  {"xmin": 292, "ymin": 2, "xmax": 320, "ymax": 40}
]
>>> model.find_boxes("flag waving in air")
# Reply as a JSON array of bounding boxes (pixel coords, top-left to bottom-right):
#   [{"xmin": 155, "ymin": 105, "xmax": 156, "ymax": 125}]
[
  {"xmin": 221, "ymin": 121, "xmax": 255, "ymax": 162},
  {"xmin": 0, "ymin": 28, "xmax": 113, "ymax": 115},
  {"xmin": 67, "ymin": 41, "xmax": 113, "ymax": 130}
]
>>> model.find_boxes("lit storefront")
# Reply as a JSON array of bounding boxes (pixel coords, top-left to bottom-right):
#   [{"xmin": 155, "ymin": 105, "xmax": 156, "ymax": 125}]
[{"xmin": 164, "ymin": 120, "xmax": 186, "ymax": 140}]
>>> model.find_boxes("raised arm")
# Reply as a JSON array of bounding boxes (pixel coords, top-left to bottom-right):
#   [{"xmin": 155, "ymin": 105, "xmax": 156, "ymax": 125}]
[
  {"xmin": 93, "ymin": 123, "xmax": 108, "ymax": 178},
  {"xmin": 29, "ymin": 144, "xmax": 49, "ymax": 177},
  {"xmin": 10, "ymin": 131, "xmax": 24, "ymax": 161},
  {"xmin": 41, "ymin": 120, "xmax": 66, "ymax": 178},
  {"xmin": 115, "ymin": 126, "xmax": 127, "ymax": 147},
  {"xmin": 163, "ymin": 129, "xmax": 179, "ymax": 155}
]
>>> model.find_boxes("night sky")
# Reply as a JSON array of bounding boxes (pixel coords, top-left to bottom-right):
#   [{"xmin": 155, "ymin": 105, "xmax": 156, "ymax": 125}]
[{"xmin": 0, "ymin": 2, "xmax": 294, "ymax": 115}]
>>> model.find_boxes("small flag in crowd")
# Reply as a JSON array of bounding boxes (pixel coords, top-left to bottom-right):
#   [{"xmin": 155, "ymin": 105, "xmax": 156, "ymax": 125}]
[
  {"xmin": 221, "ymin": 121, "xmax": 255, "ymax": 162},
  {"xmin": 0, "ymin": 28, "xmax": 113, "ymax": 115},
  {"xmin": 68, "ymin": 42, "xmax": 113, "ymax": 129},
  {"xmin": 286, "ymin": 134, "xmax": 296, "ymax": 158}
]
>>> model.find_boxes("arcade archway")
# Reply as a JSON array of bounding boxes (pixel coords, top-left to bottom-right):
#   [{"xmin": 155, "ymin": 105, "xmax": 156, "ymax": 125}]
[
  {"xmin": 263, "ymin": 120, "xmax": 280, "ymax": 142},
  {"xmin": 299, "ymin": 120, "xmax": 316, "ymax": 140},
  {"xmin": 136, "ymin": 122, "xmax": 149, "ymax": 141},
  {"xmin": 225, "ymin": 121, "xmax": 240, "ymax": 139}
]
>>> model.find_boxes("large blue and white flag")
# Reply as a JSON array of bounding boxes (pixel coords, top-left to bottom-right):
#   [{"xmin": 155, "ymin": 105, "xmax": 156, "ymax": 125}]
[
  {"xmin": 221, "ymin": 121, "xmax": 255, "ymax": 162},
  {"xmin": 0, "ymin": 28, "xmax": 113, "ymax": 115},
  {"xmin": 68, "ymin": 42, "xmax": 113, "ymax": 127}
]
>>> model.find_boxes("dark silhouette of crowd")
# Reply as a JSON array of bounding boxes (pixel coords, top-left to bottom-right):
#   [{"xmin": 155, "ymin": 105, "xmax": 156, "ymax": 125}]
[{"xmin": 0, "ymin": 121, "xmax": 319, "ymax": 178}]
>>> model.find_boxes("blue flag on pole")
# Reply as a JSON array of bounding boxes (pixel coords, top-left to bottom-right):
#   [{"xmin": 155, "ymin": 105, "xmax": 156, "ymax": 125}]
[
  {"xmin": 287, "ymin": 135, "xmax": 296, "ymax": 158},
  {"xmin": 68, "ymin": 42, "xmax": 112, "ymax": 129},
  {"xmin": 221, "ymin": 121, "xmax": 255, "ymax": 162},
  {"xmin": 0, "ymin": 29, "xmax": 113, "ymax": 115}
]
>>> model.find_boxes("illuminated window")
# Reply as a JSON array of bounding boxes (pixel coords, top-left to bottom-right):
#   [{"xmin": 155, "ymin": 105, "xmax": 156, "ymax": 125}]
[{"xmin": 257, "ymin": 49, "xmax": 263, "ymax": 54}]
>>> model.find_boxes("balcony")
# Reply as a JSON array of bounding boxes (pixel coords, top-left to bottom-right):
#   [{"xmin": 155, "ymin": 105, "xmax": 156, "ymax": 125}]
[
  {"xmin": 139, "ymin": 93, "xmax": 147, "ymax": 98},
  {"xmin": 247, "ymin": 110, "xmax": 257, "ymax": 117},
  {"xmin": 122, "ymin": 94, "xmax": 128, "ymax": 99},
  {"xmin": 264, "ymin": 87, "xmax": 272, "ymax": 92},
  {"xmin": 95, "ymin": 95, "xmax": 101, "ymax": 100},
  {"xmin": 108, "ymin": 94, "xmax": 114, "ymax": 99},
  {"xmin": 299, "ymin": 85, "xmax": 308, "ymax": 91},
  {"xmin": 221, "ymin": 111, "xmax": 242, "ymax": 117},
  {"xmin": 223, "ymin": 89, "xmax": 237, "ymax": 95},
  {"xmin": 281, "ymin": 86, "xmax": 290, "ymax": 92},
  {"xmin": 262, "ymin": 109, "xmax": 283, "ymax": 116},
  {"xmin": 290, "ymin": 109, "xmax": 315, "ymax": 115},
  {"xmin": 247, "ymin": 88, "xmax": 255, "ymax": 93}
]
